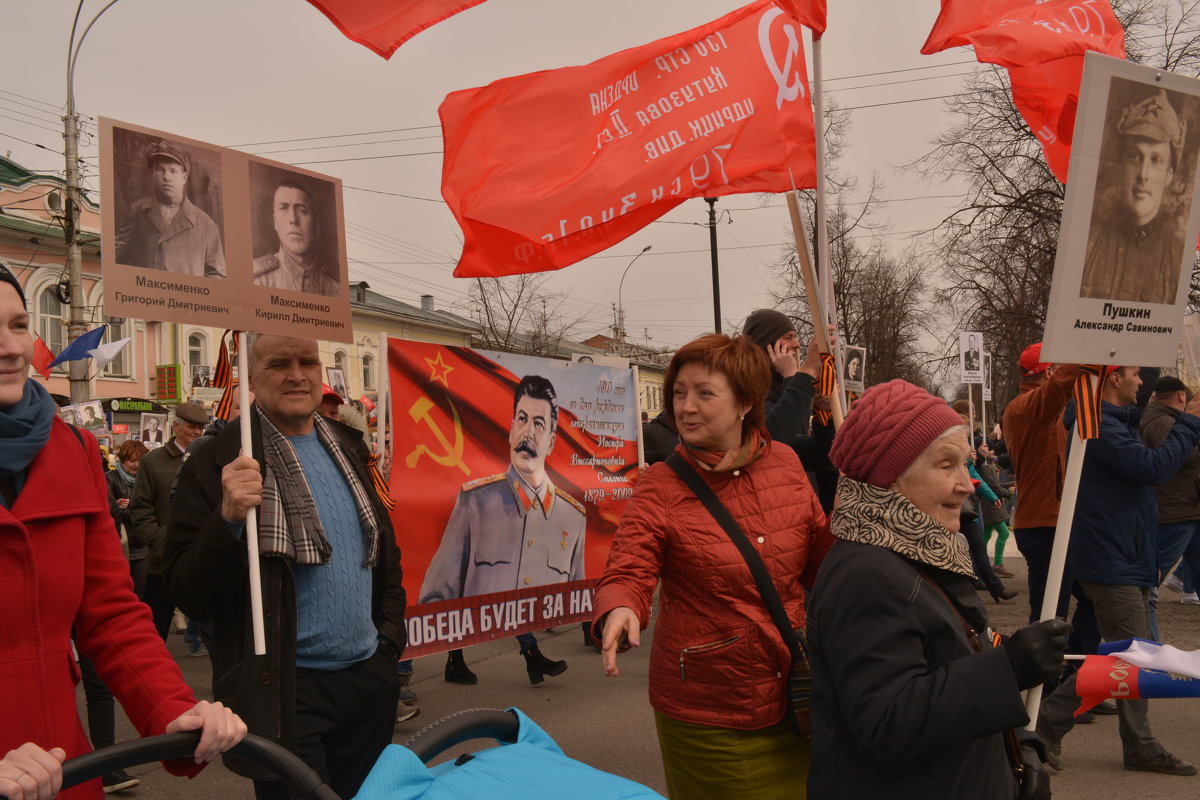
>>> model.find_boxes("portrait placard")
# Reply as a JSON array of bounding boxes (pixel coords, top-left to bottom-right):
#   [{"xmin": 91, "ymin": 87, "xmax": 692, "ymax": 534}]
[
  {"xmin": 959, "ymin": 331, "xmax": 984, "ymax": 384},
  {"xmin": 326, "ymin": 367, "xmax": 348, "ymax": 401},
  {"xmin": 1043, "ymin": 53, "xmax": 1200, "ymax": 366},
  {"xmin": 139, "ymin": 413, "xmax": 168, "ymax": 447},
  {"xmin": 389, "ymin": 341, "xmax": 639, "ymax": 657},
  {"xmin": 983, "ymin": 352, "xmax": 993, "ymax": 402},
  {"xmin": 843, "ymin": 345, "xmax": 866, "ymax": 393},
  {"xmin": 100, "ymin": 118, "xmax": 352, "ymax": 342}
]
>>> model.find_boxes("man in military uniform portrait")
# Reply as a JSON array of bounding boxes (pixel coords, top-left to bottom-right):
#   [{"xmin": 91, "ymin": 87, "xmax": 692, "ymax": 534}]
[
  {"xmin": 114, "ymin": 137, "xmax": 227, "ymax": 278},
  {"xmin": 252, "ymin": 175, "xmax": 342, "ymax": 298},
  {"xmin": 1081, "ymin": 85, "xmax": 1195, "ymax": 305},
  {"xmin": 420, "ymin": 374, "xmax": 585, "ymax": 685},
  {"xmin": 962, "ymin": 334, "xmax": 981, "ymax": 373}
]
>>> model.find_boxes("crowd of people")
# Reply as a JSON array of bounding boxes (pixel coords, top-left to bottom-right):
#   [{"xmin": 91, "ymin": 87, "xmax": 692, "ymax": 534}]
[{"xmin": 5, "ymin": 272, "xmax": 1200, "ymax": 800}]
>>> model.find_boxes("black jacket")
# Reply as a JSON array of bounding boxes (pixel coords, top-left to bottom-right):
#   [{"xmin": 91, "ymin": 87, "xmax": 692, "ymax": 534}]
[
  {"xmin": 1140, "ymin": 401, "xmax": 1200, "ymax": 525},
  {"xmin": 807, "ymin": 540, "xmax": 1027, "ymax": 799},
  {"xmin": 164, "ymin": 410, "xmax": 405, "ymax": 779},
  {"xmin": 765, "ymin": 371, "xmax": 816, "ymax": 444}
]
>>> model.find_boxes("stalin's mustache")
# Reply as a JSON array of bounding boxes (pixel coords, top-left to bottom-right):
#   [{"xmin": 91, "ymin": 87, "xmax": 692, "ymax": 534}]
[{"xmin": 514, "ymin": 440, "xmax": 538, "ymax": 458}]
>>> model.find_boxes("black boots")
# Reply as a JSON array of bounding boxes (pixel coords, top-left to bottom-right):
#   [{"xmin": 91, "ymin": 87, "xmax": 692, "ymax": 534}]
[
  {"xmin": 521, "ymin": 643, "xmax": 567, "ymax": 685},
  {"xmin": 444, "ymin": 649, "xmax": 478, "ymax": 685}
]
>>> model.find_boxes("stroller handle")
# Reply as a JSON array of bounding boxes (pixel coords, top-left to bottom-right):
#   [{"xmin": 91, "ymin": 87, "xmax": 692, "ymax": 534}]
[
  {"xmin": 59, "ymin": 731, "xmax": 340, "ymax": 800},
  {"xmin": 402, "ymin": 708, "xmax": 521, "ymax": 762}
]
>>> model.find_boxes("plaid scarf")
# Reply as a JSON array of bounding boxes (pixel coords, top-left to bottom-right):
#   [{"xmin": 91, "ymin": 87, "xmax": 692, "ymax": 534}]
[{"xmin": 256, "ymin": 408, "xmax": 381, "ymax": 568}]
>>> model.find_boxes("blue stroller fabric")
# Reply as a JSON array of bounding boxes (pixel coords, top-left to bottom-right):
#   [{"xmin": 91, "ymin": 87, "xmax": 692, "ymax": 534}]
[{"xmin": 353, "ymin": 708, "xmax": 663, "ymax": 800}]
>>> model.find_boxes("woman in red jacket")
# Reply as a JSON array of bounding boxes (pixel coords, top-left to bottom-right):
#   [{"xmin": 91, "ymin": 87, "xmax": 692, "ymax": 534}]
[
  {"xmin": 0, "ymin": 267, "xmax": 246, "ymax": 800},
  {"xmin": 593, "ymin": 333, "xmax": 832, "ymax": 799}
]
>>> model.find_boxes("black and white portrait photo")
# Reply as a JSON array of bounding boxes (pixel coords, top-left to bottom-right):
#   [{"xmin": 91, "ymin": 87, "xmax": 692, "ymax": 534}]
[
  {"xmin": 140, "ymin": 413, "xmax": 167, "ymax": 446},
  {"xmin": 327, "ymin": 367, "xmax": 348, "ymax": 402},
  {"xmin": 80, "ymin": 401, "xmax": 105, "ymax": 431},
  {"xmin": 959, "ymin": 331, "xmax": 984, "ymax": 384},
  {"xmin": 111, "ymin": 127, "xmax": 227, "ymax": 279},
  {"xmin": 1080, "ymin": 78, "xmax": 1200, "ymax": 305},
  {"xmin": 843, "ymin": 345, "xmax": 866, "ymax": 393},
  {"xmin": 250, "ymin": 162, "xmax": 342, "ymax": 298}
]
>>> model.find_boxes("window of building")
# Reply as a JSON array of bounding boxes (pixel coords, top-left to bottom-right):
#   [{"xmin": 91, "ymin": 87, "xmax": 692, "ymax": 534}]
[
  {"xmin": 37, "ymin": 288, "xmax": 66, "ymax": 374},
  {"xmin": 362, "ymin": 353, "xmax": 375, "ymax": 392},
  {"xmin": 188, "ymin": 333, "xmax": 207, "ymax": 371}
]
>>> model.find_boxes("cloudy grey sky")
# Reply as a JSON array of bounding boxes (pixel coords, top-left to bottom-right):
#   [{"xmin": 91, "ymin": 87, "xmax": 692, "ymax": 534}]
[{"xmin": 2, "ymin": 0, "xmax": 975, "ymax": 349}]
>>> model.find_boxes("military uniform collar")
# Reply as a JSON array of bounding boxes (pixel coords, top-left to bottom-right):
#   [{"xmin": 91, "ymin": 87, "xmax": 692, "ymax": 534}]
[{"xmin": 505, "ymin": 463, "xmax": 555, "ymax": 519}]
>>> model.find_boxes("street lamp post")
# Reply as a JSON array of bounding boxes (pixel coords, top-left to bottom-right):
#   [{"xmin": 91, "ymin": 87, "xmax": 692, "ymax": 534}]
[
  {"xmin": 615, "ymin": 245, "xmax": 652, "ymax": 356},
  {"xmin": 62, "ymin": 0, "xmax": 122, "ymax": 403}
]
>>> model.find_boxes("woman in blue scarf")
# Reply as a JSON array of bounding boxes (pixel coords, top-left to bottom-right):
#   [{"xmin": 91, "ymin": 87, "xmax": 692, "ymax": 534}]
[{"xmin": 0, "ymin": 266, "xmax": 246, "ymax": 800}]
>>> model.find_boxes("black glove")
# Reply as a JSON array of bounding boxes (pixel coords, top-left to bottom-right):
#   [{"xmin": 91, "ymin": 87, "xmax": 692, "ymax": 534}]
[{"xmin": 1004, "ymin": 618, "xmax": 1070, "ymax": 690}]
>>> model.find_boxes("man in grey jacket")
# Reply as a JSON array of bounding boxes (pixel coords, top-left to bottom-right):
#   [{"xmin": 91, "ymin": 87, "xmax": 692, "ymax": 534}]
[{"xmin": 1140, "ymin": 375, "xmax": 1200, "ymax": 628}]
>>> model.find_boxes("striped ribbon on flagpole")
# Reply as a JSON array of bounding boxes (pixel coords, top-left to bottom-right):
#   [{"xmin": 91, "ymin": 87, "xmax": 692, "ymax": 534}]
[
  {"xmin": 1072, "ymin": 365, "xmax": 1111, "ymax": 440},
  {"xmin": 367, "ymin": 453, "xmax": 396, "ymax": 511},
  {"xmin": 814, "ymin": 352, "xmax": 836, "ymax": 425},
  {"xmin": 213, "ymin": 331, "xmax": 240, "ymax": 421}
]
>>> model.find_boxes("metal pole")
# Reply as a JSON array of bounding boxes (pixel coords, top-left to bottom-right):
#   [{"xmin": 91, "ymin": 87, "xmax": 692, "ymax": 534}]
[
  {"xmin": 616, "ymin": 244, "xmax": 651, "ymax": 355},
  {"xmin": 62, "ymin": 0, "xmax": 122, "ymax": 403},
  {"xmin": 705, "ymin": 197, "xmax": 721, "ymax": 333}
]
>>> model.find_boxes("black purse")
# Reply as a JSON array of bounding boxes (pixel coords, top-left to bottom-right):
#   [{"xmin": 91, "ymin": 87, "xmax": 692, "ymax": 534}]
[{"xmin": 665, "ymin": 453, "xmax": 812, "ymax": 738}]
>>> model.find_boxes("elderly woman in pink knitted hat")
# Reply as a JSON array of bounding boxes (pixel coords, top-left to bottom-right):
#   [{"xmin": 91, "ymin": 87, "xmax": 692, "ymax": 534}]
[{"xmin": 805, "ymin": 379, "xmax": 1068, "ymax": 800}]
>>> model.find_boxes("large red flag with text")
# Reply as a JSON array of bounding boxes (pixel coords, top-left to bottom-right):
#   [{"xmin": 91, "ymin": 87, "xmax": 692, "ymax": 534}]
[
  {"xmin": 441, "ymin": 1, "xmax": 817, "ymax": 278},
  {"xmin": 307, "ymin": 0, "xmax": 489, "ymax": 58},
  {"xmin": 922, "ymin": 0, "xmax": 1124, "ymax": 181}
]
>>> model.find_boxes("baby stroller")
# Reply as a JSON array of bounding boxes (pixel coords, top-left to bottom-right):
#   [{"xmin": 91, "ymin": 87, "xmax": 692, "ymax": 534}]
[{"xmin": 57, "ymin": 708, "xmax": 663, "ymax": 800}]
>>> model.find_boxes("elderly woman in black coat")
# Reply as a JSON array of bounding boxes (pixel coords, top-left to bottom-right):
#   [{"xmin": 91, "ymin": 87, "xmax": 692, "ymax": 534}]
[{"xmin": 806, "ymin": 380, "xmax": 1068, "ymax": 799}]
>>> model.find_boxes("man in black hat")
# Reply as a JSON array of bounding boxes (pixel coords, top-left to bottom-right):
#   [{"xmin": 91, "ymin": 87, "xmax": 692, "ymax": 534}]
[
  {"xmin": 115, "ymin": 138, "xmax": 227, "ymax": 278},
  {"xmin": 1141, "ymin": 374, "xmax": 1200, "ymax": 628}
]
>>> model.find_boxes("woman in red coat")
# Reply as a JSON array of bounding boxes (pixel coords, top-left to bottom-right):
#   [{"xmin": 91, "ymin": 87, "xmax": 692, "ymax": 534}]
[
  {"xmin": 593, "ymin": 333, "xmax": 832, "ymax": 799},
  {"xmin": 0, "ymin": 267, "xmax": 246, "ymax": 800}
]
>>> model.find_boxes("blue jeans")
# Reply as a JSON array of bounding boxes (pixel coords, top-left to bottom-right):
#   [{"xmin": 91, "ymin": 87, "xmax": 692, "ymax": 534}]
[
  {"xmin": 1149, "ymin": 520, "xmax": 1200, "ymax": 639},
  {"xmin": 1013, "ymin": 527, "xmax": 1100, "ymax": 658}
]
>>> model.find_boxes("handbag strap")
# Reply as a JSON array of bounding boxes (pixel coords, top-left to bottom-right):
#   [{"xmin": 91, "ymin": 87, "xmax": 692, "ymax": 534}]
[
  {"xmin": 665, "ymin": 452, "xmax": 804, "ymax": 662},
  {"xmin": 912, "ymin": 566, "xmax": 1026, "ymax": 777}
]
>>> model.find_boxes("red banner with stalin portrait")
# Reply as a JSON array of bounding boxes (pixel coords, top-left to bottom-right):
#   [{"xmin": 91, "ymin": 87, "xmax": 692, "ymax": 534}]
[{"xmin": 387, "ymin": 340, "xmax": 640, "ymax": 656}]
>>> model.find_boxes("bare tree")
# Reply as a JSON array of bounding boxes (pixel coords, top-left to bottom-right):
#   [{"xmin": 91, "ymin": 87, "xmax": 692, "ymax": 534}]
[
  {"xmin": 916, "ymin": 0, "xmax": 1200, "ymax": 407},
  {"xmin": 470, "ymin": 274, "xmax": 586, "ymax": 357}
]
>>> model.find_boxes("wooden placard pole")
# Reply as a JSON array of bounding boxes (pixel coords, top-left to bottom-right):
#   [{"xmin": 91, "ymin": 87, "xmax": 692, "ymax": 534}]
[
  {"xmin": 237, "ymin": 331, "xmax": 266, "ymax": 656},
  {"xmin": 786, "ymin": 190, "xmax": 843, "ymax": 427},
  {"xmin": 1024, "ymin": 374, "xmax": 1093, "ymax": 726}
]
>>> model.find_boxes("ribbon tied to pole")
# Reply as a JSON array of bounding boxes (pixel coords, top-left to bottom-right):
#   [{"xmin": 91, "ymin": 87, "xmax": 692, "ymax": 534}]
[{"xmin": 1072, "ymin": 365, "xmax": 1113, "ymax": 440}]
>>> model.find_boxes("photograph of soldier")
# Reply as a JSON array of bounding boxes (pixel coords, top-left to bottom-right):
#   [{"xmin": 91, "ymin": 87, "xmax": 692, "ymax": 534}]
[
  {"xmin": 140, "ymin": 413, "xmax": 166, "ymax": 445},
  {"xmin": 112, "ymin": 128, "xmax": 227, "ymax": 278},
  {"xmin": 191, "ymin": 365, "xmax": 212, "ymax": 388},
  {"xmin": 60, "ymin": 407, "xmax": 79, "ymax": 427},
  {"xmin": 250, "ymin": 162, "xmax": 342, "ymax": 298},
  {"xmin": 1081, "ymin": 79, "xmax": 1200, "ymax": 305},
  {"xmin": 420, "ymin": 374, "xmax": 587, "ymax": 603},
  {"xmin": 962, "ymin": 334, "xmax": 981, "ymax": 373},
  {"xmin": 327, "ymin": 367, "xmax": 348, "ymax": 402}
]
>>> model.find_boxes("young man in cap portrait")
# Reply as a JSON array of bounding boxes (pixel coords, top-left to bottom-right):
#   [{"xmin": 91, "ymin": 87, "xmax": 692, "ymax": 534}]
[
  {"xmin": 1081, "ymin": 87, "xmax": 1192, "ymax": 305},
  {"xmin": 115, "ymin": 137, "xmax": 227, "ymax": 279}
]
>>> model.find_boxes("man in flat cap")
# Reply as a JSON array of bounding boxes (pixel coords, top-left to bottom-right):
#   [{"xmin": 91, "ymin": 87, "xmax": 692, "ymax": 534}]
[
  {"xmin": 1082, "ymin": 89, "xmax": 1189, "ymax": 305},
  {"xmin": 253, "ymin": 177, "xmax": 341, "ymax": 298},
  {"xmin": 115, "ymin": 138, "xmax": 226, "ymax": 278}
]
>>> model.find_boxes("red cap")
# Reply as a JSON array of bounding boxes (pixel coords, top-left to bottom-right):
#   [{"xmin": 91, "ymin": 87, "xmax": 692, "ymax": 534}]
[
  {"xmin": 1019, "ymin": 343, "xmax": 1051, "ymax": 377},
  {"xmin": 830, "ymin": 379, "xmax": 964, "ymax": 488},
  {"xmin": 321, "ymin": 384, "xmax": 344, "ymax": 405}
]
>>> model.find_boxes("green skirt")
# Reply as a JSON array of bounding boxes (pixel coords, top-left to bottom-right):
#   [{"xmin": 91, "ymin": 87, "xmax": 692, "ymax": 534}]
[{"xmin": 654, "ymin": 710, "xmax": 810, "ymax": 800}]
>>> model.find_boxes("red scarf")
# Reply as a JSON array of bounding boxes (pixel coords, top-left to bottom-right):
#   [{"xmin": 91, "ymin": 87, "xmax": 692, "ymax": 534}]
[{"xmin": 683, "ymin": 428, "xmax": 768, "ymax": 473}]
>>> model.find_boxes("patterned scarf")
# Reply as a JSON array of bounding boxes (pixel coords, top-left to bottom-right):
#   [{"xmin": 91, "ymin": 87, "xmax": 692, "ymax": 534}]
[
  {"xmin": 256, "ymin": 408, "xmax": 381, "ymax": 568},
  {"xmin": 830, "ymin": 476, "xmax": 975, "ymax": 577},
  {"xmin": 683, "ymin": 428, "xmax": 768, "ymax": 473}
]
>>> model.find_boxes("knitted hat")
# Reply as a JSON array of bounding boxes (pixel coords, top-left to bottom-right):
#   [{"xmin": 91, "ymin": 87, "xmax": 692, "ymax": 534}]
[
  {"xmin": 830, "ymin": 379, "xmax": 963, "ymax": 488},
  {"xmin": 741, "ymin": 309, "xmax": 795, "ymax": 350},
  {"xmin": 0, "ymin": 263, "xmax": 25, "ymax": 308}
]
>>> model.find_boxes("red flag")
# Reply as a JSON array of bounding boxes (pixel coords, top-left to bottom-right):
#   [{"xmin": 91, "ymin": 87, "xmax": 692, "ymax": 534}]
[
  {"xmin": 441, "ymin": 1, "xmax": 817, "ymax": 278},
  {"xmin": 32, "ymin": 334, "xmax": 53, "ymax": 380},
  {"xmin": 921, "ymin": 0, "xmax": 1124, "ymax": 182},
  {"xmin": 774, "ymin": 0, "xmax": 827, "ymax": 37},
  {"xmin": 307, "ymin": 0, "xmax": 489, "ymax": 59}
]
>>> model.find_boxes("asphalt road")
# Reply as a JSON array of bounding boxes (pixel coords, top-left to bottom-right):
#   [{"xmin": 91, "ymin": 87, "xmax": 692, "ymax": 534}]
[{"xmin": 82, "ymin": 554, "xmax": 1200, "ymax": 798}]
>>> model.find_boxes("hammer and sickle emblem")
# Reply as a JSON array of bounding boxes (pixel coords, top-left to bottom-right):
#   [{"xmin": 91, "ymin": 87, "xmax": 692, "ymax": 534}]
[
  {"xmin": 405, "ymin": 396, "xmax": 471, "ymax": 476},
  {"xmin": 758, "ymin": 7, "xmax": 804, "ymax": 110}
]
